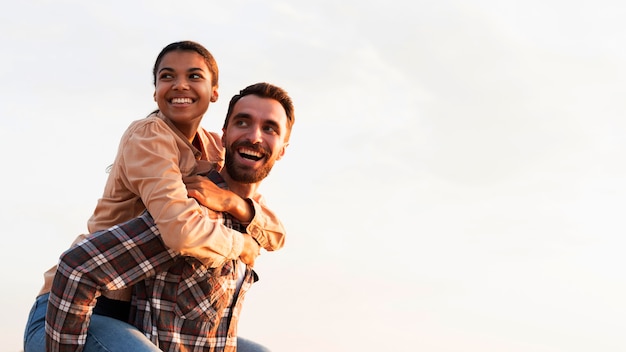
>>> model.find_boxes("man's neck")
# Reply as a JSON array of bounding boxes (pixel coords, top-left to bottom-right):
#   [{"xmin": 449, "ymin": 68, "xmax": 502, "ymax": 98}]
[{"xmin": 219, "ymin": 169, "xmax": 258, "ymax": 199}]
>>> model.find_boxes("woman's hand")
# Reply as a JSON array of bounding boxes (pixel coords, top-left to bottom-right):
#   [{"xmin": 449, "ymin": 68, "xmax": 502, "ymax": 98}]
[
  {"xmin": 239, "ymin": 234, "xmax": 261, "ymax": 267},
  {"xmin": 183, "ymin": 175, "xmax": 254, "ymax": 222}
]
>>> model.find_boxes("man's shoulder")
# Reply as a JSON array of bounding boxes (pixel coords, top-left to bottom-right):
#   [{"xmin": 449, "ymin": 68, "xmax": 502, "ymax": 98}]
[{"xmin": 205, "ymin": 168, "xmax": 226, "ymax": 187}]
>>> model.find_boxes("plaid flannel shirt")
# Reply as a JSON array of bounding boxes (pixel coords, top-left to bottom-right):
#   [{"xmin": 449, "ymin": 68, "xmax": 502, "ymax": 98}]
[{"xmin": 46, "ymin": 170, "xmax": 258, "ymax": 352}]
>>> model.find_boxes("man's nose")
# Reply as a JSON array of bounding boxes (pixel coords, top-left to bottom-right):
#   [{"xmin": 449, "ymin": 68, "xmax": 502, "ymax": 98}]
[{"xmin": 246, "ymin": 126, "xmax": 263, "ymax": 143}]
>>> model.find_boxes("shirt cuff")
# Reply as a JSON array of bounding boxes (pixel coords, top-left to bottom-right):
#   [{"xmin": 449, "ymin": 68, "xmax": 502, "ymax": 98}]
[{"xmin": 244, "ymin": 199, "xmax": 270, "ymax": 249}]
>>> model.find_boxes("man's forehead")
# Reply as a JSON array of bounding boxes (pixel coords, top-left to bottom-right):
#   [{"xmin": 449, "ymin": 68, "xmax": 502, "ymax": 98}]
[{"xmin": 232, "ymin": 95, "xmax": 287, "ymax": 122}]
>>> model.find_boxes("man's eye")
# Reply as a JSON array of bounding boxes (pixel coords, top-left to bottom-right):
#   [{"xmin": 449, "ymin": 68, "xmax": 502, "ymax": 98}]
[
  {"xmin": 264, "ymin": 125, "xmax": 280, "ymax": 134},
  {"xmin": 235, "ymin": 120, "xmax": 248, "ymax": 127}
]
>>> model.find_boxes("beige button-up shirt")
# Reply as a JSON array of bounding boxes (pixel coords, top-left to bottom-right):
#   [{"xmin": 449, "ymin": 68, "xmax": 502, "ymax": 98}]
[{"xmin": 38, "ymin": 111, "xmax": 284, "ymax": 296}]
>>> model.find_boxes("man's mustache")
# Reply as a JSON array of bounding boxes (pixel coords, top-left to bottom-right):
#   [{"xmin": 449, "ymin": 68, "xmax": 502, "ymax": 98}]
[{"xmin": 231, "ymin": 141, "xmax": 271, "ymax": 158}]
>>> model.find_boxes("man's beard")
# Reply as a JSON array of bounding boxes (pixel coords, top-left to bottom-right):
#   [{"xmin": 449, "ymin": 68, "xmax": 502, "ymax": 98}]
[{"xmin": 224, "ymin": 142, "xmax": 275, "ymax": 183}]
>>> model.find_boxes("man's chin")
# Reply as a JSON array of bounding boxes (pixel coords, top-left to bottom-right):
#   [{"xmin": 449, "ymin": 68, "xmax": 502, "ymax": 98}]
[{"xmin": 229, "ymin": 168, "xmax": 270, "ymax": 184}]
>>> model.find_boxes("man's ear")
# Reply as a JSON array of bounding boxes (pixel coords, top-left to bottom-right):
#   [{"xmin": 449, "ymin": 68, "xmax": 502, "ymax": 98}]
[
  {"xmin": 210, "ymin": 87, "xmax": 219, "ymax": 103},
  {"xmin": 221, "ymin": 128, "xmax": 227, "ymax": 147},
  {"xmin": 276, "ymin": 143, "xmax": 288, "ymax": 160}
]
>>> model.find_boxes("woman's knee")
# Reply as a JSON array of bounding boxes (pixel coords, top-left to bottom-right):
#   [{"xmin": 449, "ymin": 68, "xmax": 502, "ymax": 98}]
[
  {"xmin": 86, "ymin": 314, "xmax": 161, "ymax": 352},
  {"xmin": 237, "ymin": 336, "xmax": 272, "ymax": 352}
]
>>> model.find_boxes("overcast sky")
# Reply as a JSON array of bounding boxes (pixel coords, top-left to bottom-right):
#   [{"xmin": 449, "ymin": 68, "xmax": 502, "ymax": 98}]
[{"xmin": 2, "ymin": 1, "xmax": 626, "ymax": 351}]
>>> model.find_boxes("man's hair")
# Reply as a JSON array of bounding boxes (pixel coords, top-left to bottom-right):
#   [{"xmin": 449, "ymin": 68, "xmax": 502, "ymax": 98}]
[
  {"xmin": 223, "ymin": 82, "xmax": 295, "ymax": 141},
  {"xmin": 152, "ymin": 41, "xmax": 219, "ymax": 87}
]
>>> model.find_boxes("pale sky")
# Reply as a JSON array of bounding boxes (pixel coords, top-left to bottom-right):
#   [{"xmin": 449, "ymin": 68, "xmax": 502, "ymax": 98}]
[{"xmin": 2, "ymin": 1, "xmax": 625, "ymax": 351}]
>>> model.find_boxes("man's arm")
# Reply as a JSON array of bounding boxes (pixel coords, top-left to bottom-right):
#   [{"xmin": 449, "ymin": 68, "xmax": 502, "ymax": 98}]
[{"xmin": 45, "ymin": 212, "xmax": 178, "ymax": 352}]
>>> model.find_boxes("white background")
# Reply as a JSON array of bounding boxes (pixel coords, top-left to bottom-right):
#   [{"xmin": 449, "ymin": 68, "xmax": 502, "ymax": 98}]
[{"xmin": 1, "ymin": 1, "xmax": 625, "ymax": 351}]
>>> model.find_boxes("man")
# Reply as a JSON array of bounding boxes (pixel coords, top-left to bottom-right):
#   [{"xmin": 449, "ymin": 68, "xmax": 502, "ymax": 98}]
[
  {"xmin": 26, "ymin": 41, "xmax": 287, "ymax": 352},
  {"xmin": 46, "ymin": 82, "xmax": 295, "ymax": 352}
]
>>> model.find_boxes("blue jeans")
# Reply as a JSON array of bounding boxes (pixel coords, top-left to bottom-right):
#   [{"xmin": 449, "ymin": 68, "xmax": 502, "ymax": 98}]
[
  {"xmin": 24, "ymin": 293, "xmax": 160, "ymax": 352},
  {"xmin": 24, "ymin": 293, "xmax": 271, "ymax": 351}
]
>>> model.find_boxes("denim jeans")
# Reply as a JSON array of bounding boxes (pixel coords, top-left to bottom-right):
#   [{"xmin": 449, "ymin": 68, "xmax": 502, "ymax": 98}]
[
  {"xmin": 24, "ymin": 293, "xmax": 271, "ymax": 351},
  {"xmin": 24, "ymin": 293, "xmax": 160, "ymax": 352}
]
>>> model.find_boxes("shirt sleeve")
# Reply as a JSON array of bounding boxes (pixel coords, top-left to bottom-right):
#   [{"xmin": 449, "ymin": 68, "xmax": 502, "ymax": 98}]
[
  {"xmin": 45, "ymin": 213, "xmax": 177, "ymax": 352},
  {"xmin": 119, "ymin": 120, "xmax": 244, "ymax": 266},
  {"xmin": 245, "ymin": 195, "xmax": 286, "ymax": 251}
]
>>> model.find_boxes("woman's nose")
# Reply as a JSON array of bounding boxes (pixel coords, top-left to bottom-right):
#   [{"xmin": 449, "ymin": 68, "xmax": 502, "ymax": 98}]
[{"xmin": 173, "ymin": 77, "xmax": 189, "ymax": 90}]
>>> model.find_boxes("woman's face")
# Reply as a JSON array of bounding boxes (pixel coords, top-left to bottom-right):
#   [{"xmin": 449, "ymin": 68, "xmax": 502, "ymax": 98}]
[{"xmin": 153, "ymin": 50, "xmax": 218, "ymax": 138}]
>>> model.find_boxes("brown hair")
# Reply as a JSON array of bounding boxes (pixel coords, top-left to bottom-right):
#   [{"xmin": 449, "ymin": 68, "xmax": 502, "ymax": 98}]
[
  {"xmin": 152, "ymin": 41, "xmax": 219, "ymax": 87},
  {"xmin": 224, "ymin": 82, "xmax": 295, "ymax": 141}
]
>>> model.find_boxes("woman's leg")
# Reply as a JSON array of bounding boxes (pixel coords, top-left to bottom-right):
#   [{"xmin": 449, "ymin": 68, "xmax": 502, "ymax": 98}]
[
  {"xmin": 23, "ymin": 293, "xmax": 48, "ymax": 352},
  {"xmin": 23, "ymin": 293, "xmax": 159, "ymax": 352},
  {"xmin": 237, "ymin": 336, "xmax": 272, "ymax": 352},
  {"xmin": 85, "ymin": 314, "xmax": 161, "ymax": 352}
]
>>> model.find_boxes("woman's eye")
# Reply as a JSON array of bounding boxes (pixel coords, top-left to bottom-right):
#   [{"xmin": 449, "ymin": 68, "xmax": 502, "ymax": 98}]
[
  {"xmin": 190, "ymin": 73, "xmax": 203, "ymax": 79},
  {"xmin": 159, "ymin": 73, "xmax": 173, "ymax": 80}
]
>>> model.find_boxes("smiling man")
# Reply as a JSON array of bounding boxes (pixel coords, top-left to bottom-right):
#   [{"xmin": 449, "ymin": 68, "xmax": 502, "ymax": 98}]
[{"xmin": 45, "ymin": 82, "xmax": 295, "ymax": 352}]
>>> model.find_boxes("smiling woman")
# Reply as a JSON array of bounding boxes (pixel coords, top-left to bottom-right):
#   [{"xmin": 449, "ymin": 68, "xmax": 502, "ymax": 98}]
[
  {"xmin": 7, "ymin": 1, "xmax": 626, "ymax": 351},
  {"xmin": 22, "ymin": 42, "xmax": 286, "ymax": 352},
  {"xmin": 152, "ymin": 49, "xmax": 219, "ymax": 140}
]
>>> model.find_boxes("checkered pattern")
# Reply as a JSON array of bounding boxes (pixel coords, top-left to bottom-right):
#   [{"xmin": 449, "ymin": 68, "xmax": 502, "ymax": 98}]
[{"xmin": 46, "ymin": 170, "xmax": 257, "ymax": 352}]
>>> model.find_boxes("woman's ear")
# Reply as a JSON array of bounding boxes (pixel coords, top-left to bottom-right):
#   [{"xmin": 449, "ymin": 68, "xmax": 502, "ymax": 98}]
[{"xmin": 210, "ymin": 87, "xmax": 219, "ymax": 103}]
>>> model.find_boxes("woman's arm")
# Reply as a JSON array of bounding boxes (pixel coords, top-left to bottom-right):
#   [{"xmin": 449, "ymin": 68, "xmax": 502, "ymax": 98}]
[
  {"xmin": 118, "ymin": 119, "xmax": 245, "ymax": 266},
  {"xmin": 183, "ymin": 175, "xmax": 286, "ymax": 252}
]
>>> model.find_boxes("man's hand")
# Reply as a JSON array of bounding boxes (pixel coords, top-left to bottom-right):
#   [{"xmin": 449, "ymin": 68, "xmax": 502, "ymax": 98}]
[{"xmin": 239, "ymin": 234, "xmax": 261, "ymax": 267}]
